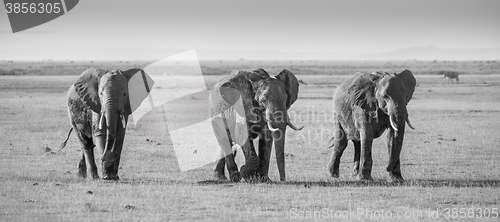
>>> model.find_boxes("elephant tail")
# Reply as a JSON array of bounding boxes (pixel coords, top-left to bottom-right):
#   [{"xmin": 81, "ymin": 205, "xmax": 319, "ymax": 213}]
[{"xmin": 58, "ymin": 128, "xmax": 73, "ymax": 152}]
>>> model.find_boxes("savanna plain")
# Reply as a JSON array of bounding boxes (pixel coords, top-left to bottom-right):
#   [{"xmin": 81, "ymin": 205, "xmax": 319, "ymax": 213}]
[{"xmin": 0, "ymin": 60, "xmax": 499, "ymax": 221}]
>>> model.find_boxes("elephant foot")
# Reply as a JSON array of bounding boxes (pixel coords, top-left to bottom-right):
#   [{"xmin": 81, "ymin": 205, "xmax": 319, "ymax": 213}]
[
  {"xmin": 90, "ymin": 173, "xmax": 100, "ymax": 180},
  {"xmin": 77, "ymin": 162, "xmax": 87, "ymax": 178},
  {"xmin": 328, "ymin": 166, "xmax": 339, "ymax": 178},
  {"xmin": 241, "ymin": 174, "xmax": 271, "ymax": 183},
  {"xmin": 388, "ymin": 172, "xmax": 404, "ymax": 183},
  {"xmin": 102, "ymin": 174, "xmax": 120, "ymax": 180},
  {"xmin": 254, "ymin": 172, "xmax": 272, "ymax": 183},
  {"xmin": 240, "ymin": 165, "xmax": 258, "ymax": 180},
  {"xmin": 330, "ymin": 171, "xmax": 339, "ymax": 178},
  {"xmin": 258, "ymin": 175, "xmax": 272, "ymax": 183},
  {"xmin": 356, "ymin": 174, "xmax": 373, "ymax": 181},
  {"xmin": 77, "ymin": 171, "xmax": 87, "ymax": 179},
  {"xmin": 327, "ymin": 162, "xmax": 340, "ymax": 178},
  {"xmin": 352, "ymin": 161, "xmax": 360, "ymax": 177},
  {"xmin": 212, "ymin": 172, "xmax": 227, "ymax": 181},
  {"xmin": 77, "ymin": 167, "xmax": 87, "ymax": 179},
  {"xmin": 228, "ymin": 172, "xmax": 241, "ymax": 182}
]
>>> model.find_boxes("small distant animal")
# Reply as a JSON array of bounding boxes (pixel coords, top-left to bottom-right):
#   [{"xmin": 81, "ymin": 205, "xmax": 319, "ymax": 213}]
[
  {"xmin": 443, "ymin": 71, "xmax": 459, "ymax": 84},
  {"xmin": 298, "ymin": 79, "xmax": 307, "ymax": 85}
]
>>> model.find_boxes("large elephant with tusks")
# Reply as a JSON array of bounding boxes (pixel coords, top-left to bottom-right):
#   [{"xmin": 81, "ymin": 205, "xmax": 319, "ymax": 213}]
[
  {"xmin": 60, "ymin": 68, "xmax": 153, "ymax": 180},
  {"xmin": 328, "ymin": 70, "xmax": 416, "ymax": 182},
  {"xmin": 210, "ymin": 69, "xmax": 303, "ymax": 182}
]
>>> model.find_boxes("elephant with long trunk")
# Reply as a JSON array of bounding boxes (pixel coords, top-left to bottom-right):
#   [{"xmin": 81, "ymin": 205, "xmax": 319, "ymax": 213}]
[
  {"xmin": 210, "ymin": 69, "xmax": 302, "ymax": 182},
  {"xmin": 328, "ymin": 69, "xmax": 416, "ymax": 182},
  {"xmin": 61, "ymin": 68, "xmax": 152, "ymax": 180}
]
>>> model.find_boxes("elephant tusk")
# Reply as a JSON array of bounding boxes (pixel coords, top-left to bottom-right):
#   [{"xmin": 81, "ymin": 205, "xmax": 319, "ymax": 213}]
[
  {"xmin": 265, "ymin": 109, "xmax": 279, "ymax": 132},
  {"xmin": 120, "ymin": 114, "xmax": 127, "ymax": 128},
  {"xmin": 99, "ymin": 114, "xmax": 105, "ymax": 130},
  {"xmin": 287, "ymin": 121, "xmax": 304, "ymax": 131},
  {"xmin": 406, "ymin": 117, "xmax": 415, "ymax": 130},
  {"xmin": 267, "ymin": 121, "xmax": 279, "ymax": 132},
  {"xmin": 389, "ymin": 115, "xmax": 398, "ymax": 131}
]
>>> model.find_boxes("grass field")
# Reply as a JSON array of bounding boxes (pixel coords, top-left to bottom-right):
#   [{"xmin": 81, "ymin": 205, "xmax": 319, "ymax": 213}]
[{"xmin": 0, "ymin": 61, "xmax": 499, "ymax": 221}]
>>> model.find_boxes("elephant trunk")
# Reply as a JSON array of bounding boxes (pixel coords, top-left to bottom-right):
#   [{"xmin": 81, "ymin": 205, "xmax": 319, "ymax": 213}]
[
  {"xmin": 100, "ymin": 101, "xmax": 120, "ymax": 173},
  {"xmin": 104, "ymin": 107, "xmax": 118, "ymax": 140},
  {"xmin": 386, "ymin": 101, "xmax": 407, "ymax": 172},
  {"xmin": 265, "ymin": 108, "xmax": 294, "ymax": 181},
  {"xmin": 272, "ymin": 128, "xmax": 287, "ymax": 181}
]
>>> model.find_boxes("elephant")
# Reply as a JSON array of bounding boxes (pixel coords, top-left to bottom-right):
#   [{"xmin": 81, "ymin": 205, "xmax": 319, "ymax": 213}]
[
  {"xmin": 443, "ymin": 71, "xmax": 459, "ymax": 84},
  {"xmin": 327, "ymin": 69, "xmax": 416, "ymax": 182},
  {"xmin": 60, "ymin": 67, "xmax": 152, "ymax": 180},
  {"xmin": 209, "ymin": 68, "xmax": 303, "ymax": 182}
]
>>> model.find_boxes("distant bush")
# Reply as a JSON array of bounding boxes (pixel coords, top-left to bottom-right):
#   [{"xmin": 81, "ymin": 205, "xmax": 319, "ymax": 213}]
[
  {"xmin": 0, "ymin": 68, "xmax": 30, "ymax": 75},
  {"xmin": 0, "ymin": 68, "xmax": 16, "ymax": 75},
  {"xmin": 1, "ymin": 60, "xmax": 499, "ymax": 75}
]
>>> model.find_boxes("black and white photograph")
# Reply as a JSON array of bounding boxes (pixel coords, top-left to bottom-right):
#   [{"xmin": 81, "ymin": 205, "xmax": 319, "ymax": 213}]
[{"xmin": 1, "ymin": 0, "xmax": 499, "ymax": 221}]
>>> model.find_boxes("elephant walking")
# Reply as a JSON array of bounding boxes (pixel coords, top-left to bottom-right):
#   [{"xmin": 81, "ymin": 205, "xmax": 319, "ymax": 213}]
[
  {"xmin": 209, "ymin": 69, "xmax": 303, "ymax": 182},
  {"xmin": 328, "ymin": 70, "xmax": 416, "ymax": 182},
  {"xmin": 443, "ymin": 71, "xmax": 459, "ymax": 84},
  {"xmin": 60, "ymin": 68, "xmax": 152, "ymax": 180}
]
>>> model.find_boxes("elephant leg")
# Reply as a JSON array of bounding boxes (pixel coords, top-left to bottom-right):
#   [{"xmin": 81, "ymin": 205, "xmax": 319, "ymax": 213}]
[
  {"xmin": 77, "ymin": 151, "xmax": 87, "ymax": 178},
  {"xmin": 357, "ymin": 130, "xmax": 374, "ymax": 181},
  {"xmin": 352, "ymin": 140, "xmax": 361, "ymax": 177},
  {"xmin": 386, "ymin": 128, "xmax": 404, "ymax": 182},
  {"xmin": 256, "ymin": 134, "xmax": 273, "ymax": 182},
  {"xmin": 83, "ymin": 147, "xmax": 99, "ymax": 179},
  {"xmin": 225, "ymin": 153, "xmax": 240, "ymax": 182},
  {"xmin": 239, "ymin": 139, "xmax": 259, "ymax": 180},
  {"xmin": 213, "ymin": 149, "xmax": 227, "ymax": 181},
  {"xmin": 327, "ymin": 127, "xmax": 348, "ymax": 178},
  {"xmin": 211, "ymin": 117, "xmax": 241, "ymax": 182},
  {"xmin": 75, "ymin": 128, "xmax": 99, "ymax": 179}
]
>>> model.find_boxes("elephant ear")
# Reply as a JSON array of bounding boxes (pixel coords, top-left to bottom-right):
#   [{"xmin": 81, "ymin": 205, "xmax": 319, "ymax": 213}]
[
  {"xmin": 74, "ymin": 68, "xmax": 107, "ymax": 113},
  {"xmin": 275, "ymin": 69, "xmax": 299, "ymax": 109},
  {"xmin": 395, "ymin": 69, "xmax": 416, "ymax": 104},
  {"xmin": 348, "ymin": 72, "xmax": 379, "ymax": 111},
  {"xmin": 120, "ymin": 68, "xmax": 155, "ymax": 115},
  {"xmin": 220, "ymin": 82, "xmax": 241, "ymax": 106}
]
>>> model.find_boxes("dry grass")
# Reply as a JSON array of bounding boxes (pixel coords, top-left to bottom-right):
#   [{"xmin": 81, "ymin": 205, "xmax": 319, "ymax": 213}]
[{"xmin": 0, "ymin": 62, "xmax": 499, "ymax": 221}]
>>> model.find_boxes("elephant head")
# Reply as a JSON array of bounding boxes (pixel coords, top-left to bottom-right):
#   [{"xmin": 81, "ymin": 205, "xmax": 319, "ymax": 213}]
[
  {"xmin": 73, "ymin": 68, "xmax": 149, "ymax": 178},
  {"xmin": 246, "ymin": 69, "xmax": 303, "ymax": 130},
  {"xmin": 369, "ymin": 69, "xmax": 416, "ymax": 131},
  {"xmin": 247, "ymin": 69, "xmax": 303, "ymax": 181}
]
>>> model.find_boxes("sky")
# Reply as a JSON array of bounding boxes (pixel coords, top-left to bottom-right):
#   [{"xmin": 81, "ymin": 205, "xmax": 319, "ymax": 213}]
[{"xmin": 1, "ymin": 0, "xmax": 499, "ymax": 60}]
